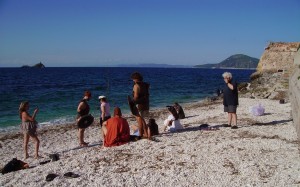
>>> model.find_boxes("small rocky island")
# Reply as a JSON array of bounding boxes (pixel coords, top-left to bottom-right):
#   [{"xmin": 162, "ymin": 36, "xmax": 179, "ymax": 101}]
[{"xmin": 21, "ymin": 62, "xmax": 45, "ymax": 69}]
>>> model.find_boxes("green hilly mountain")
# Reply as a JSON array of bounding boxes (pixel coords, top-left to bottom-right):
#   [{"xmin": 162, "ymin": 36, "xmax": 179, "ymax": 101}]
[{"xmin": 195, "ymin": 54, "xmax": 259, "ymax": 69}]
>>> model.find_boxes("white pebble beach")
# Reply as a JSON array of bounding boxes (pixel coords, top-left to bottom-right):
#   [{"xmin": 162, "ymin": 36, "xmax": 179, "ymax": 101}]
[{"xmin": 1, "ymin": 97, "xmax": 300, "ymax": 187}]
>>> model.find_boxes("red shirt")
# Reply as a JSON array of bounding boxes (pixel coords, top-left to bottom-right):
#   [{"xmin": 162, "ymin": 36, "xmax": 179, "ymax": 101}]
[{"xmin": 104, "ymin": 116, "xmax": 130, "ymax": 147}]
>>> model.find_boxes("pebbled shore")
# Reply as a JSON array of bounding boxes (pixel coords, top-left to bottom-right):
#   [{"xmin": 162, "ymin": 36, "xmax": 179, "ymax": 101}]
[{"xmin": 0, "ymin": 98, "xmax": 299, "ymax": 187}]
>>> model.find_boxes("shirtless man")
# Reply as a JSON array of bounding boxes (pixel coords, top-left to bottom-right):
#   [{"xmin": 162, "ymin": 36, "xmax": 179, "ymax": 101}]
[{"xmin": 130, "ymin": 72, "xmax": 150, "ymax": 138}]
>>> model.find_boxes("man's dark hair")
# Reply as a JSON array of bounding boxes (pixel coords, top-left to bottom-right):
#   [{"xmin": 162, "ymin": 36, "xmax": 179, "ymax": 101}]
[{"xmin": 130, "ymin": 72, "xmax": 143, "ymax": 81}]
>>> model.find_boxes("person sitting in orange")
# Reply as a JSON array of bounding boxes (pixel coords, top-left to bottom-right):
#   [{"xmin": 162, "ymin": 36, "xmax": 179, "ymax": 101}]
[{"xmin": 102, "ymin": 107, "xmax": 130, "ymax": 147}]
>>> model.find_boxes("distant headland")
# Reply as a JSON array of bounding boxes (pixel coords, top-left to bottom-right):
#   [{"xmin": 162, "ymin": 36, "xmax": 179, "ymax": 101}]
[
  {"xmin": 195, "ymin": 54, "xmax": 259, "ymax": 69},
  {"xmin": 21, "ymin": 62, "xmax": 45, "ymax": 69}
]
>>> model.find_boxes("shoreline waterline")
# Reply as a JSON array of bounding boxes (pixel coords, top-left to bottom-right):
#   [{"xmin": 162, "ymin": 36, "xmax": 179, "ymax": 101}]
[
  {"xmin": 0, "ymin": 67, "xmax": 254, "ymax": 130},
  {"xmin": 0, "ymin": 96, "xmax": 221, "ymax": 138}
]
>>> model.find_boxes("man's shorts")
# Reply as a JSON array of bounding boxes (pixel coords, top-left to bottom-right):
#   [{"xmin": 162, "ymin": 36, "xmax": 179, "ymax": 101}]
[
  {"xmin": 139, "ymin": 110, "xmax": 149, "ymax": 118},
  {"xmin": 224, "ymin": 105, "xmax": 237, "ymax": 113}
]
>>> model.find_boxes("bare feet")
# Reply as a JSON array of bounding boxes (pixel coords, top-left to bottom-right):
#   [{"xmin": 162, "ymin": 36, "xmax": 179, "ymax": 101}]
[
  {"xmin": 23, "ymin": 163, "xmax": 30, "ymax": 168},
  {"xmin": 24, "ymin": 154, "xmax": 29, "ymax": 159},
  {"xmin": 35, "ymin": 155, "xmax": 43, "ymax": 159},
  {"xmin": 98, "ymin": 145, "xmax": 105, "ymax": 150},
  {"xmin": 80, "ymin": 142, "xmax": 89, "ymax": 147}
]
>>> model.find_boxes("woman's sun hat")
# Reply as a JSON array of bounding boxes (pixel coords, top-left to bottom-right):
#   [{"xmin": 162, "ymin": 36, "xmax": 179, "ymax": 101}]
[{"xmin": 98, "ymin": 96, "xmax": 106, "ymax": 100}]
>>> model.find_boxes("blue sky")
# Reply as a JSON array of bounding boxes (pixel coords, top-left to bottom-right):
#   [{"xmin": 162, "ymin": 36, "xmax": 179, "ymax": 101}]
[{"xmin": 0, "ymin": 0, "xmax": 299, "ymax": 67}]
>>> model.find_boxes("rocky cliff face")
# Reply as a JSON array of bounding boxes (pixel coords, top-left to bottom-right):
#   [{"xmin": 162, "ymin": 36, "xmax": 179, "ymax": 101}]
[
  {"xmin": 257, "ymin": 42, "xmax": 300, "ymax": 75},
  {"xmin": 289, "ymin": 50, "xmax": 300, "ymax": 141},
  {"xmin": 240, "ymin": 42, "xmax": 299, "ymax": 101}
]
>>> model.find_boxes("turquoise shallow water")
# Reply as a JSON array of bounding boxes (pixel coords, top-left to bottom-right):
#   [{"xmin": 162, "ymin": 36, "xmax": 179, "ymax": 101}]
[{"xmin": 0, "ymin": 67, "xmax": 254, "ymax": 131}]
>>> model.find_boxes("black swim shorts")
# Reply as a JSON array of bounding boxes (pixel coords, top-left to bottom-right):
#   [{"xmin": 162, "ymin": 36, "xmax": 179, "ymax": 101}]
[{"xmin": 224, "ymin": 105, "xmax": 237, "ymax": 113}]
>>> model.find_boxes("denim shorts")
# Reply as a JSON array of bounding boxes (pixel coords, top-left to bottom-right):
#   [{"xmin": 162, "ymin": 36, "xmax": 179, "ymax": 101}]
[{"xmin": 224, "ymin": 105, "xmax": 237, "ymax": 113}]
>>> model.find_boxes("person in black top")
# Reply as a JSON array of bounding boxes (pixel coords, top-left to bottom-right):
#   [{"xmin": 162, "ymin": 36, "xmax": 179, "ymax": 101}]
[
  {"xmin": 131, "ymin": 72, "xmax": 150, "ymax": 118},
  {"xmin": 147, "ymin": 118, "xmax": 159, "ymax": 136},
  {"xmin": 77, "ymin": 90, "xmax": 92, "ymax": 146},
  {"xmin": 222, "ymin": 72, "xmax": 239, "ymax": 129}
]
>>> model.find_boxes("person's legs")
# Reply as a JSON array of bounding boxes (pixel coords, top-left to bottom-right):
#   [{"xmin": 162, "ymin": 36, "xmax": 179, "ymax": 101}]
[
  {"xmin": 31, "ymin": 135, "xmax": 40, "ymax": 159},
  {"xmin": 232, "ymin": 113, "xmax": 237, "ymax": 126},
  {"xmin": 142, "ymin": 118, "xmax": 148, "ymax": 137},
  {"xmin": 139, "ymin": 110, "xmax": 149, "ymax": 121},
  {"xmin": 23, "ymin": 133, "xmax": 30, "ymax": 159},
  {"xmin": 100, "ymin": 118, "xmax": 103, "ymax": 127},
  {"xmin": 101, "ymin": 125, "xmax": 107, "ymax": 137},
  {"xmin": 228, "ymin": 106, "xmax": 237, "ymax": 129},
  {"xmin": 78, "ymin": 128, "xmax": 87, "ymax": 146},
  {"xmin": 224, "ymin": 106, "xmax": 231, "ymax": 127},
  {"xmin": 147, "ymin": 127, "xmax": 152, "ymax": 140},
  {"xmin": 136, "ymin": 116, "xmax": 144, "ymax": 137},
  {"xmin": 131, "ymin": 124, "xmax": 139, "ymax": 132},
  {"xmin": 163, "ymin": 125, "xmax": 168, "ymax": 132},
  {"xmin": 163, "ymin": 118, "xmax": 170, "ymax": 131},
  {"xmin": 101, "ymin": 125, "xmax": 107, "ymax": 146},
  {"xmin": 227, "ymin": 113, "xmax": 232, "ymax": 126},
  {"xmin": 136, "ymin": 116, "xmax": 148, "ymax": 138}
]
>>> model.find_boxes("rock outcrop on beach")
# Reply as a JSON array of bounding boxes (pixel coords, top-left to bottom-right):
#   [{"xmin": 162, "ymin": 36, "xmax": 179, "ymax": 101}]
[
  {"xmin": 238, "ymin": 41, "xmax": 300, "ymax": 141},
  {"xmin": 21, "ymin": 62, "xmax": 45, "ymax": 69},
  {"xmin": 257, "ymin": 42, "xmax": 300, "ymax": 75},
  {"xmin": 240, "ymin": 42, "xmax": 300, "ymax": 101},
  {"xmin": 241, "ymin": 70, "xmax": 289, "ymax": 100},
  {"xmin": 195, "ymin": 54, "xmax": 259, "ymax": 69}
]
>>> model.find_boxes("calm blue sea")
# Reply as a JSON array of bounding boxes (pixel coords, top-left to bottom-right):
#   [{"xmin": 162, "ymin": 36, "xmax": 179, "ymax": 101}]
[{"xmin": 0, "ymin": 67, "xmax": 254, "ymax": 132}]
